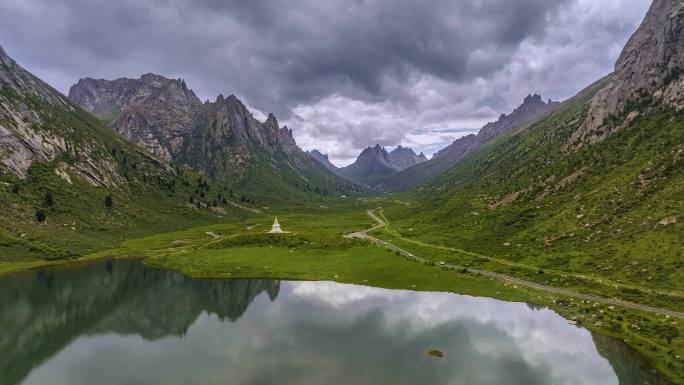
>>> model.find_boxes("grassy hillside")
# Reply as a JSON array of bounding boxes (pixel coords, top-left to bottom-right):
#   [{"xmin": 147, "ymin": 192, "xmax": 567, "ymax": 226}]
[
  {"xmin": 382, "ymin": 78, "xmax": 684, "ymax": 303},
  {"xmin": 388, "ymin": 76, "xmax": 684, "ymax": 290},
  {"xmin": 359, "ymin": 78, "xmax": 684, "ymax": 381},
  {"xmin": 0, "ymin": 81, "xmax": 259, "ymax": 267}
]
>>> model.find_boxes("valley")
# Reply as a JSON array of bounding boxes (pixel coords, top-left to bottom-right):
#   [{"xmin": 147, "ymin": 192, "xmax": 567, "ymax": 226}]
[{"xmin": 1, "ymin": 0, "xmax": 684, "ymax": 383}]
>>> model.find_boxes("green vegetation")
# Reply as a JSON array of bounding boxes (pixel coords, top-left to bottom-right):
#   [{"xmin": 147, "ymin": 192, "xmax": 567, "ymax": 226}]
[
  {"xmin": 363, "ymin": 81, "xmax": 684, "ymax": 382},
  {"xmin": 379, "ymin": 82, "xmax": 684, "ymax": 306}
]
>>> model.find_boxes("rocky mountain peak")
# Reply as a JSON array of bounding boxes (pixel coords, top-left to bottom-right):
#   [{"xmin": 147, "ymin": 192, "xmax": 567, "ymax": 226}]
[
  {"xmin": 308, "ymin": 149, "xmax": 339, "ymax": 172},
  {"xmin": 337, "ymin": 144, "xmax": 427, "ymax": 187},
  {"xmin": 523, "ymin": 93, "xmax": 543, "ymax": 104},
  {"xmin": 264, "ymin": 113, "xmax": 279, "ymax": 130},
  {"xmin": 388, "ymin": 145, "xmax": 428, "ymax": 170},
  {"xmin": 139, "ymin": 73, "xmax": 171, "ymax": 85},
  {"xmin": 578, "ymin": 0, "xmax": 684, "ymax": 144},
  {"xmin": 475, "ymin": 94, "xmax": 559, "ymax": 143}
]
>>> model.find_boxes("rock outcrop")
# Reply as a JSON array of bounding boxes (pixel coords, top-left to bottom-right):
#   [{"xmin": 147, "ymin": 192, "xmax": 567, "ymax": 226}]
[
  {"xmin": 0, "ymin": 44, "xmax": 126, "ymax": 186},
  {"xmin": 577, "ymin": 0, "xmax": 684, "ymax": 144}
]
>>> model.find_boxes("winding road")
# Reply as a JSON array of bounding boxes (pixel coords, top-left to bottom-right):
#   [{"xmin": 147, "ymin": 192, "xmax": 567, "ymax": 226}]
[{"xmin": 347, "ymin": 210, "xmax": 684, "ymax": 319}]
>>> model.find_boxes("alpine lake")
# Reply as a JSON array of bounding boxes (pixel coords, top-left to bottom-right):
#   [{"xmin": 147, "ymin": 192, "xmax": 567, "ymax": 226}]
[{"xmin": 0, "ymin": 259, "xmax": 671, "ymax": 385}]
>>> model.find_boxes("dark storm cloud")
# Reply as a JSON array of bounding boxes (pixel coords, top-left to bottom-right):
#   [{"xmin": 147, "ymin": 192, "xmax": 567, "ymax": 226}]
[
  {"xmin": 0, "ymin": 0, "xmax": 567, "ymax": 109},
  {"xmin": 0, "ymin": 0, "xmax": 652, "ymax": 164}
]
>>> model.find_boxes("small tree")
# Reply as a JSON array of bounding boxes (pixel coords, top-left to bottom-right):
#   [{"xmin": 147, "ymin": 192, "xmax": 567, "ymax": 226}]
[
  {"xmin": 44, "ymin": 191, "xmax": 54, "ymax": 207},
  {"xmin": 35, "ymin": 210, "xmax": 46, "ymax": 223},
  {"xmin": 11, "ymin": 185, "xmax": 19, "ymax": 194},
  {"xmin": 105, "ymin": 194, "xmax": 113, "ymax": 208}
]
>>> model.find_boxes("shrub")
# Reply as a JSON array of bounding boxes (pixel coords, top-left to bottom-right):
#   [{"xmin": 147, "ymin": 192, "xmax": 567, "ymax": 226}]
[{"xmin": 44, "ymin": 191, "xmax": 54, "ymax": 206}]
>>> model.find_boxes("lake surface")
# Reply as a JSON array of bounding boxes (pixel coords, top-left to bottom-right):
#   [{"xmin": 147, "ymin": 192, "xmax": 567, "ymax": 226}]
[{"xmin": 0, "ymin": 259, "xmax": 670, "ymax": 385}]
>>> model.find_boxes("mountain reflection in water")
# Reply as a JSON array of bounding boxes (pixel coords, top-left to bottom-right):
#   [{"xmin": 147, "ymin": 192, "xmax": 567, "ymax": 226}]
[{"xmin": 0, "ymin": 259, "xmax": 670, "ymax": 385}]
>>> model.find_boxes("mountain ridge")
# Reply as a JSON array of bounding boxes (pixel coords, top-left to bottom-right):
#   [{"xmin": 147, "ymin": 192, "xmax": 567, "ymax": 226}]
[
  {"xmin": 377, "ymin": 94, "xmax": 559, "ymax": 191},
  {"xmin": 307, "ymin": 150, "xmax": 339, "ymax": 172},
  {"xmin": 69, "ymin": 75, "xmax": 358, "ymax": 198}
]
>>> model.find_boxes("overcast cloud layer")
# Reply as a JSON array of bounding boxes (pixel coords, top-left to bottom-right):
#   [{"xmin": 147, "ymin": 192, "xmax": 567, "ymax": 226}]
[{"xmin": 0, "ymin": 0, "xmax": 651, "ymax": 165}]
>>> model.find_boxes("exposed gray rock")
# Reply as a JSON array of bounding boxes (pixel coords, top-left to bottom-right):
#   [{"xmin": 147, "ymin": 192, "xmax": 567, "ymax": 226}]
[
  {"xmin": 578, "ymin": 0, "xmax": 684, "ymax": 144},
  {"xmin": 0, "ymin": 44, "xmax": 72, "ymax": 177},
  {"xmin": 70, "ymin": 74, "xmax": 201, "ymax": 161},
  {"xmin": 0, "ymin": 44, "xmax": 132, "ymax": 188}
]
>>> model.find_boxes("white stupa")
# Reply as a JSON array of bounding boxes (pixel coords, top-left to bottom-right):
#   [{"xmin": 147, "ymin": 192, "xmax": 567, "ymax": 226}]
[{"xmin": 268, "ymin": 217, "xmax": 284, "ymax": 233}]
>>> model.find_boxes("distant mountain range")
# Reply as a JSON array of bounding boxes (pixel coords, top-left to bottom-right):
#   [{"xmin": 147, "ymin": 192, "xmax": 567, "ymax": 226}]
[
  {"xmin": 377, "ymin": 94, "xmax": 560, "ymax": 191},
  {"xmin": 315, "ymin": 93, "xmax": 559, "ymax": 191},
  {"xmin": 332, "ymin": 145, "xmax": 427, "ymax": 187},
  {"xmin": 69, "ymin": 75, "xmax": 358, "ymax": 198}
]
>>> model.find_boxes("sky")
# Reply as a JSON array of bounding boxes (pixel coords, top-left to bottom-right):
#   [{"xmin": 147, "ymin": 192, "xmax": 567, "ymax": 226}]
[{"xmin": 0, "ymin": 0, "xmax": 651, "ymax": 166}]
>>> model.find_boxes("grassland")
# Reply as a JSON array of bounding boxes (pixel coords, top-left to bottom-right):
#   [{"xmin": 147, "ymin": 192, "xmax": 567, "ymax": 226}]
[{"xmin": 15, "ymin": 200, "xmax": 669, "ymax": 384}]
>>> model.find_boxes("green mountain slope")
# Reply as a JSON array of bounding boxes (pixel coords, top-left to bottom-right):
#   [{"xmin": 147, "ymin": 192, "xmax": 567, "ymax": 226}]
[
  {"xmin": 0, "ymin": 44, "xmax": 251, "ymax": 263},
  {"xmin": 386, "ymin": 0, "xmax": 684, "ymax": 298},
  {"xmin": 390, "ymin": 78, "xmax": 681, "ymax": 288}
]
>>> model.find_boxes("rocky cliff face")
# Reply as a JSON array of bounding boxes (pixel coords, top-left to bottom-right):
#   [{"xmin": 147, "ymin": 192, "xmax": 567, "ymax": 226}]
[
  {"xmin": 69, "ymin": 74, "xmax": 351, "ymax": 195},
  {"xmin": 307, "ymin": 150, "xmax": 339, "ymax": 172},
  {"xmin": 377, "ymin": 94, "xmax": 559, "ymax": 191},
  {"xmin": 578, "ymin": 0, "xmax": 684, "ymax": 144},
  {"xmin": 0, "ymin": 44, "xmax": 130, "ymax": 186},
  {"xmin": 70, "ymin": 74, "xmax": 201, "ymax": 161},
  {"xmin": 338, "ymin": 144, "xmax": 426, "ymax": 186}
]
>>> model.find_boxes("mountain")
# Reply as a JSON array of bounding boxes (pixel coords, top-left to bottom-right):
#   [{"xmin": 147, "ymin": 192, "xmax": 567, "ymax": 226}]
[
  {"xmin": 577, "ymin": 0, "xmax": 684, "ymax": 145},
  {"xmin": 377, "ymin": 94, "xmax": 559, "ymax": 191},
  {"xmin": 68, "ymin": 74, "xmax": 200, "ymax": 160},
  {"xmin": 307, "ymin": 149, "xmax": 339, "ymax": 172},
  {"xmin": 337, "ymin": 145, "xmax": 427, "ymax": 187},
  {"xmin": 388, "ymin": 145, "xmax": 428, "ymax": 170},
  {"xmin": 0, "ymin": 43, "xmax": 243, "ymax": 261},
  {"xmin": 387, "ymin": 0, "xmax": 684, "ymax": 334},
  {"xmin": 69, "ymin": 75, "xmax": 359, "ymax": 198}
]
